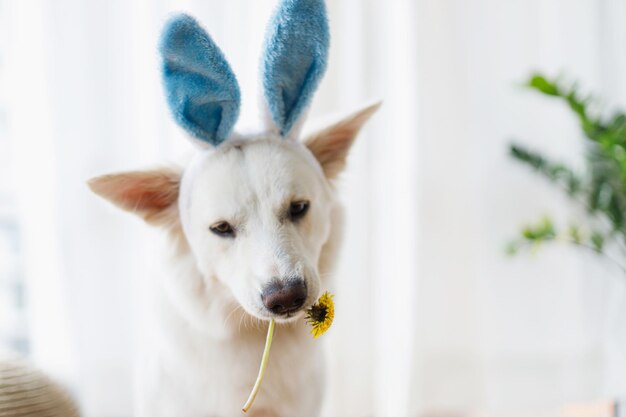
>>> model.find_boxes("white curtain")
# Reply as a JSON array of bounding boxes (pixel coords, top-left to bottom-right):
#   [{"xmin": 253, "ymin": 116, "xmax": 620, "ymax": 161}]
[{"xmin": 4, "ymin": 0, "xmax": 626, "ymax": 417}]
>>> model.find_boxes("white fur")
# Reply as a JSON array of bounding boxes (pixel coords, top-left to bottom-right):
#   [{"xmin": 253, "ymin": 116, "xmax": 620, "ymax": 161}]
[
  {"xmin": 141, "ymin": 138, "xmax": 340, "ymax": 417},
  {"xmin": 89, "ymin": 103, "xmax": 379, "ymax": 417}
]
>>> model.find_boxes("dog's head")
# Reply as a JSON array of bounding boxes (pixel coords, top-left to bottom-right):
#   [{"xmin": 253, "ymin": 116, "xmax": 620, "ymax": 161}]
[{"xmin": 89, "ymin": 0, "xmax": 379, "ymax": 323}]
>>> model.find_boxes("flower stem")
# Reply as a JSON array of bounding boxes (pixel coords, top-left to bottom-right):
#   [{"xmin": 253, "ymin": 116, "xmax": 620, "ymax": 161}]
[{"xmin": 242, "ymin": 318, "xmax": 275, "ymax": 413}]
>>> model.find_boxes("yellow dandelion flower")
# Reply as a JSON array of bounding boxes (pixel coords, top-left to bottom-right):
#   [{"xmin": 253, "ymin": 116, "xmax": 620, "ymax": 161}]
[
  {"xmin": 305, "ymin": 291, "xmax": 334, "ymax": 338},
  {"xmin": 242, "ymin": 291, "xmax": 335, "ymax": 412}
]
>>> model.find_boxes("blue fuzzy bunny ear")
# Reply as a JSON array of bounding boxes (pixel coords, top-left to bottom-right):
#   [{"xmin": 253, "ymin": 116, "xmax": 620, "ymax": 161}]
[
  {"xmin": 261, "ymin": 0, "xmax": 330, "ymax": 137},
  {"xmin": 160, "ymin": 14, "xmax": 241, "ymax": 146}
]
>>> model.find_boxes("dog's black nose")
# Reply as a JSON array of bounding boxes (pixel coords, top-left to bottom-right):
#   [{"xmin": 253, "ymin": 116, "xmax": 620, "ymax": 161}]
[{"xmin": 261, "ymin": 279, "xmax": 307, "ymax": 315}]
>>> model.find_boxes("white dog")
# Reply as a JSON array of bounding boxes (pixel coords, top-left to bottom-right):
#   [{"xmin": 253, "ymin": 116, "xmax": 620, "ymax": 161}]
[{"xmin": 89, "ymin": 2, "xmax": 379, "ymax": 416}]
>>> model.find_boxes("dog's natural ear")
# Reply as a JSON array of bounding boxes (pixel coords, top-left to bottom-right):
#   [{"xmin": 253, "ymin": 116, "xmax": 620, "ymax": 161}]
[
  {"xmin": 305, "ymin": 102, "xmax": 381, "ymax": 179},
  {"xmin": 88, "ymin": 168, "xmax": 181, "ymax": 226}
]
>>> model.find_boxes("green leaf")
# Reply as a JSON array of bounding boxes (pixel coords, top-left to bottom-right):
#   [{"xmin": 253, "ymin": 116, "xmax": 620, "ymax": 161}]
[
  {"xmin": 505, "ymin": 242, "xmax": 519, "ymax": 256},
  {"xmin": 590, "ymin": 232, "xmax": 605, "ymax": 252},
  {"xmin": 527, "ymin": 74, "xmax": 560, "ymax": 96},
  {"xmin": 509, "ymin": 144, "xmax": 582, "ymax": 196},
  {"xmin": 568, "ymin": 225, "xmax": 582, "ymax": 244},
  {"xmin": 521, "ymin": 217, "xmax": 556, "ymax": 241}
]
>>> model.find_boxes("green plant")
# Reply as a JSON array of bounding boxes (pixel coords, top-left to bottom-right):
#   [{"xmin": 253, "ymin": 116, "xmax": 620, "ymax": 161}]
[{"xmin": 508, "ymin": 74, "xmax": 626, "ymax": 273}]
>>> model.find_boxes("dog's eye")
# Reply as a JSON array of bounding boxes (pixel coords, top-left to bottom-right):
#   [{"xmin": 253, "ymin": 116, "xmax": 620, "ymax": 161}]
[
  {"xmin": 289, "ymin": 200, "xmax": 310, "ymax": 221},
  {"xmin": 210, "ymin": 221, "xmax": 235, "ymax": 237}
]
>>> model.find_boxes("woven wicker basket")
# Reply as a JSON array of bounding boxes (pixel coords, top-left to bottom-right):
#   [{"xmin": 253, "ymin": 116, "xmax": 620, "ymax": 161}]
[{"xmin": 0, "ymin": 356, "xmax": 80, "ymax": 417}]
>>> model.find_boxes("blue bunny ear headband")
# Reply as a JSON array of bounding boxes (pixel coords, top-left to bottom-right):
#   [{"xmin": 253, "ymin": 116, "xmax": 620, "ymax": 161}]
[{"xmin": 159, "ymin": 0, "xmax": 329, "ymax": 146}]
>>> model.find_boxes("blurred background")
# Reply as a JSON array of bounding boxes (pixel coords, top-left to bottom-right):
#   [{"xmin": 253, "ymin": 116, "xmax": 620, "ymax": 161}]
[{"xmin": 1, "ymin": 0, "xmax": 626, "ymax": 416}]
